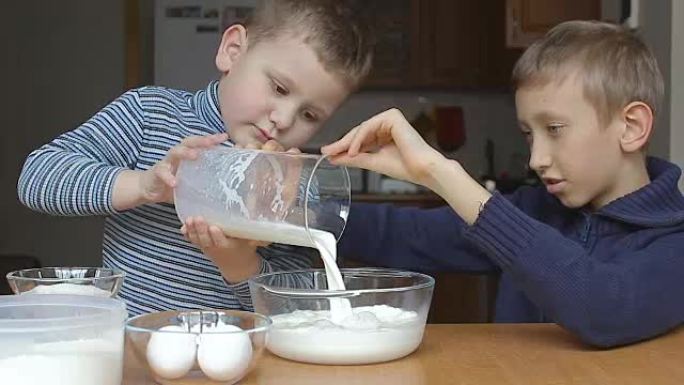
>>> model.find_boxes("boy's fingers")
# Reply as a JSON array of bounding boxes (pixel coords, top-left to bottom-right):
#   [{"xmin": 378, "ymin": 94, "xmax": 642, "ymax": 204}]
[
  {"xmin": 212, "ymin": 132, "xmax": 230, "ymax": 142},
  {"xmin": 287, "ymin": 147, "xmax": 302, "ymax": 154},
  {"xmin": 181, "ymin": 136, "xmax": 211, "ymax": 148},
  {"xmin": 182, "ymin": 133, "xmax": 228, "ymax": 148},
  {"xmin": 183, "ymin": 218, "xmax": 199, "ymax": 244},
  {"xmin": 262, "ymin": 140, "xmax": 285, "ymax": 152},
  {"xmin": 329, "ymin": 152, "xmax": 373, "ymax": 170},
  {"xmin": 321, "ymin": 126, "xmax": 359, "ymax": 156},
  {"xmin": 349, "ymin": 120, "xmax": 377, "ymax": 156},
  {"xmin": 168, "ymin": 145, "xmax": 198, "ymax": 162},
  {"xmin": 194, "ymin": 219, "xmax": 214, "ymax": 248},
  {"xmin": 208, "ymin": 226, "xmax": 228, "ymax": 247},
  {"xmin": 155, "ymin": 165, "xmax": 177, "ymax": 187}
]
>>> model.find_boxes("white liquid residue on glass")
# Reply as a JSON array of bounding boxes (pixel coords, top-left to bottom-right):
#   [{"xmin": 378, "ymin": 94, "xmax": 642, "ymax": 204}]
[
  {"xmin": 264, "ymin": 155, "xmax": 286, "ymax": 216},
  {"xmin": 215, "ymin": 150, "xmax": 258, "ymax": 218},
  {"xmin": 215, "ymin": 150, "xmax": 290, "ymax": 221}
]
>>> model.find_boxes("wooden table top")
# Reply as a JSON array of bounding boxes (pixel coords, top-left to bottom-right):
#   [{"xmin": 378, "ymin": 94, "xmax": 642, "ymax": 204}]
[{"xmin": 123, "ymin": 323, "xmax": 684, "ymax": 385}]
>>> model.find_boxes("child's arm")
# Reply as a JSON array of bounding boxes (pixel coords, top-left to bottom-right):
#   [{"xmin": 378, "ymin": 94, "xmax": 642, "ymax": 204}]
[
  {"xmin": 339, "ymin": 203, "xmax": 496, "ymax": 273},
  {"xmin": 18, "ymin": 89, "xmax": 147, "ymax": 216},
  {"xmin": 17, "ymin": 88, "xmax": 225, "ymax": 216},
  {"xmin": 112, "ymin": 134, "xmax": 227, "ymax": 211},
  {"xmin": 324, "ymin": 108, "xmax": 497, "ymax": 271},
  {"xmin": 464, "ymin": 194, "xmax": 684, "ymax": 348},
  {"xmin": 323, "ymin": 108, "xmax": 684, "ymax": 347}
]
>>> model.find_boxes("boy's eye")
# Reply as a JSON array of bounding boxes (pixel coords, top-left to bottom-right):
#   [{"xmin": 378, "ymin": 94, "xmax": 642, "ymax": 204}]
[
  {"xmin": 272, "ymin": 80, "xmax": 289, "ymax": 96},
  {"xmin": 547, "ymin": 124, "xmax": 564, "ymax": 134},
  {"xmin": 303, "ymin": 111, "xmax": 318, "ymax": 122}
]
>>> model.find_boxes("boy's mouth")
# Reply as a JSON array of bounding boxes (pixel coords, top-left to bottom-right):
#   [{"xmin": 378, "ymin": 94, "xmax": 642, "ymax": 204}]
[
  {"xmin": 254, "ymin": 126, "xmax": 274, "ymax": 143},
  {"xmin": 543, "ymin": 177, "xmax": 566, "ymax": 194}
]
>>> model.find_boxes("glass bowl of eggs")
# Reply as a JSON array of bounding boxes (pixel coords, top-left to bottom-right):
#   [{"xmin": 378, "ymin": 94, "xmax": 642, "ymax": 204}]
[
  {"xmin": 6, "ymin": 267, "xmax": 125, "ymax": 297},
  {"xmin": 125, "ymin": 310, "xmax": 271, "ymax": 385}
]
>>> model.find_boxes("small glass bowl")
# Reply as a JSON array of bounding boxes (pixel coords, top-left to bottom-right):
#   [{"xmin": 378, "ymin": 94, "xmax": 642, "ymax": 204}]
[
  {"xmin": 6, "ymin": 267, "xmax": 125, "ymax": 297},
  {"xmin": 126, "ymin": 310, "xmax": 271, "ymax": 385}
]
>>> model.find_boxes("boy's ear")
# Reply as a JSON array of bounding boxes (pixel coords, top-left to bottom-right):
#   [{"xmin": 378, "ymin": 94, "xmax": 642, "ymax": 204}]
[
  {"xmin": 215, "ymin": 24, "xmax": 248, "ymax": 73},
  {"xmin": 619, "ymin": 101, "xmax": 653, "ymax": 153}
]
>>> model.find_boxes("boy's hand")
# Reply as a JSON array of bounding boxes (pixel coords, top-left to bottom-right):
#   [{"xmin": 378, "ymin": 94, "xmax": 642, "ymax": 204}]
[
  {"xmin": 236, "ymin": 139, "xmax": 301, "ymax": 154},
  {"xmin": 321, "ymin": 108, "xmax": 446, "ymax": 189},
  {"xmin": 180, "ymin": 216, "xmax": 269, "ymax": 283},
  {"xmin": 179, "ymin": 138, "xmax": 304, "ymax": 283},
  {"xmin": 112, "ymin": 133, "xmax": 228, "ymax": 211},
  {"xmin": 141, "ymin": 133, "xmax": 229, "ymax": 204},
  {"xmin": 324, "ymin": 108, "xmax": 492, "ymax": 226}
]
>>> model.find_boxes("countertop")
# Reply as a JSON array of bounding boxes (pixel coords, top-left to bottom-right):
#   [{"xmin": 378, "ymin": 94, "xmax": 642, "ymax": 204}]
[{"xmin": 123, "ymin": 323, "xmax": 684, "ymax": 384}]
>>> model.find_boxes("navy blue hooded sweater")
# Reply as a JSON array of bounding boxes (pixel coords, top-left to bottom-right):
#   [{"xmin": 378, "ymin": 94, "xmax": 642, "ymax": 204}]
[{"xmin": 339, "ymin": 157, "xmax": 684, "ymax": 347}]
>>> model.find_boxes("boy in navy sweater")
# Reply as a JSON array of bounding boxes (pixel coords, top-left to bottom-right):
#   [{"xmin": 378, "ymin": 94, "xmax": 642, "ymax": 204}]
[{"xmin": 322, "ymin": 20, "xmax": 684, "ymax": 348}]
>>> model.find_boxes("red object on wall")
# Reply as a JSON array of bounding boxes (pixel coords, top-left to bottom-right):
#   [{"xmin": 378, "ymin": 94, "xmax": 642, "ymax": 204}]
[{"xmin": 435, "ymin": 106, "xmax": 465, "ymax": 151}]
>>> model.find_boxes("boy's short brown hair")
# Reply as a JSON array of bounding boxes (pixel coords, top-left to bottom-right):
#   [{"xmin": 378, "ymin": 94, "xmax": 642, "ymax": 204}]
[
  {"xmin": 245, "ymin": 0, "xmax": 375, "ymax": 89},
  {"xmin": 512, "ymin": 20, "xmax": 664, "ymax": 125}
]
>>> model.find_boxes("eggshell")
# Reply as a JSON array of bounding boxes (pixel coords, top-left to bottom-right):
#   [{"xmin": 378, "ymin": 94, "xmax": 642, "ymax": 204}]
[
  {"xmin": 146, "ymin": 325, "xmax": 197, "ymax": 379},
  {"xmin": 197, "ymin": 324, "xmax": 253, "ymax": 381}
]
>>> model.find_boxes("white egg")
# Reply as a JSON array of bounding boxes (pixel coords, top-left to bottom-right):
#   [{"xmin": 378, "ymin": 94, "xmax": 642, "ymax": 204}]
[
  {"xmin": 197, "ymin": 323, "xmax": 253, "ymax": 381},
  {"xmin": 146, "ymin": 325, "xmax": 197, "ymax": 379}
]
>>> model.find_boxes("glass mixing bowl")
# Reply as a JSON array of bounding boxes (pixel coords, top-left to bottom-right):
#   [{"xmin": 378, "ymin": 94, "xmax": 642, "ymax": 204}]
[
  {"xmin": 6, "ymin": 267, "xmax": 124, "ymax": 297},
  {"xmin": 249, "ymin": 268, "xmax": 435, "ymax": 365},
  {"xmin": 126, "ymin": 309, "xmax": 271, "ymax": 385}
]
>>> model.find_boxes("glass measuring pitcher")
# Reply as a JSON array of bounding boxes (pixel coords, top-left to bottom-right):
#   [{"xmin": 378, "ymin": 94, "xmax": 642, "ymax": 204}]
[{"xmin": 174, "ymin": 147, "xmax": 350, "ymax": 247}]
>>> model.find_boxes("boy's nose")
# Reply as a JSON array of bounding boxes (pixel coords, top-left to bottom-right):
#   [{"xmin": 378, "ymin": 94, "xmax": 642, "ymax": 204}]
[
  {"xmin": 269, "ymin": 104, "xmax": 297, "ymax": 131},
  {"xmin": 528, "ymin": 141, "xmax": 552, "ymax": 173}
]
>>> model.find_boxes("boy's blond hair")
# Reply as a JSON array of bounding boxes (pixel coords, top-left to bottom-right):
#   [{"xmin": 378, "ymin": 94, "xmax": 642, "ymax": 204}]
[
  {"xmin": 512, "ymin": 20, "xmax": 664, "ymax": 125},
  {"xmin": 245, "ymin": 0, "xmax": 375, "ymax": 89}
]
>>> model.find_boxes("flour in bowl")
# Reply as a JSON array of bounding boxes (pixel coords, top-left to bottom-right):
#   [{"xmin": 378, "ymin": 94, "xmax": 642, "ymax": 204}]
[{"xmin": 24, "ymin": 283, "xmax": 111, "ymax": 297}]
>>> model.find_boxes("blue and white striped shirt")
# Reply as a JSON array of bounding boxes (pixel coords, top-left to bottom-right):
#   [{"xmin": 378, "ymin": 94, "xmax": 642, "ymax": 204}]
[{"xmin": 18, "ymin": 81, "xmax": 314, "ymax": 316}]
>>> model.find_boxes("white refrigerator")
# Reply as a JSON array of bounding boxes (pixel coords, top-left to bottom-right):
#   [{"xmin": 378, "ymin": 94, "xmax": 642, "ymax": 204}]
[{"xmin": 154, "ymin": 0, "xmax": 256, "ymax": 91}]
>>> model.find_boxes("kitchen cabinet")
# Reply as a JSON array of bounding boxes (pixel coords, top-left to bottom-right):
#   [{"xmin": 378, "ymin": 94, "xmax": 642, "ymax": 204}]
[
  {"xmin": 366, "ymin": 0, "xmax": 602, "ymax": 89},
  {"xmin": 366, "ymin": 0, "xmax": 421, "ymax": 87},
  {"xmin": 366, "ymin": 0, "xmax": 521, "ymax": 89},
  {"xmin": 506, "ymin": 0, "xmax": 602, "ymax": 48}
]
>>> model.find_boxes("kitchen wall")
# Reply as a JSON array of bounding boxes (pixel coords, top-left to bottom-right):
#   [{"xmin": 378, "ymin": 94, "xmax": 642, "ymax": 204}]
[
  {"xmin": 602, "ymin": 0, "xmax": 675, "ymax": 162},
  {"xmin": 0, "ymin": 1, "xmax": 125, "ymax": 267},
  {"xmin": 669, "ymin": 1, "xmax": 684, "ymax": 189},
  {"xmin": 638, "ymin": 0, "xmax": 672, "ymax": 160}
]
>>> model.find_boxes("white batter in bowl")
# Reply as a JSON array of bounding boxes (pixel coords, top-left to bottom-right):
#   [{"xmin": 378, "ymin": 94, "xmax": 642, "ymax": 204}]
[{"xmin": 249, "ymin": 268, "xmax": 434, "ymax": 365}]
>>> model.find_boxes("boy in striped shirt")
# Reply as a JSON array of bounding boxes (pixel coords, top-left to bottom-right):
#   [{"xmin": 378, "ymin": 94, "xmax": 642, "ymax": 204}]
[{"xmin": 18, "ymin": 0, "xmax": 375, "ymax": 315}]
